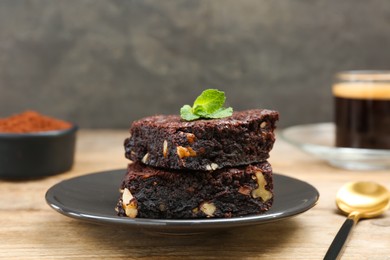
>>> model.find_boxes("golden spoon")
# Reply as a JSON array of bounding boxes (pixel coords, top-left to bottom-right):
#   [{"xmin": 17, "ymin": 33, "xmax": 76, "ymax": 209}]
[{"xmin": 324, "ymin": 181, "xmax": 390, "ymax": 260}]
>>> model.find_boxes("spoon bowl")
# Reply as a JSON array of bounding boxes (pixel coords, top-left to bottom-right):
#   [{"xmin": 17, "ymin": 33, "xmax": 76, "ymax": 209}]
[
  {"xmin": 336, "ymin": 181, "xmax": 390, "ymax": 218},
  {"xmin": 324, "ymin": 181, "xmax": 390, "ymax": 260}
]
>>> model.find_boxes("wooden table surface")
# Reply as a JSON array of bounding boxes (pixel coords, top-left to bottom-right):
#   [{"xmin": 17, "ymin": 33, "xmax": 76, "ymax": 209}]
[{"xmin": 1, "ymin": 129, "xmax": 389, "ymax": 260}]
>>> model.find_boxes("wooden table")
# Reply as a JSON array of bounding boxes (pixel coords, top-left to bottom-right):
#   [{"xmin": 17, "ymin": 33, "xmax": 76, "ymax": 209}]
[{"xmin": 1, "ymin": 130, "xmax": 389, "ymax": 259}]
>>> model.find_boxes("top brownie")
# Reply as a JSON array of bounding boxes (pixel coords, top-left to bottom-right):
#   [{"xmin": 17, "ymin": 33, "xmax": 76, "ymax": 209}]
[{"xmin": 124, "ymin": 109, "xmax": 279, "ymax": 170}]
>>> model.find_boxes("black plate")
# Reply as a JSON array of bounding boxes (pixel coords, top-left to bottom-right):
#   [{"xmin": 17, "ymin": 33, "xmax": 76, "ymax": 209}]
[{"xmin": 46, "ymin": 169, "xmax": 319, "ymax": 235}]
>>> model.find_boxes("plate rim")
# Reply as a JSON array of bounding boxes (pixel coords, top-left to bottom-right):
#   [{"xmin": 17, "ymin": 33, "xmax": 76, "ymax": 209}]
[{"xmin": 45, "ymin": 169, "xmax": 320, "ymax": 231}]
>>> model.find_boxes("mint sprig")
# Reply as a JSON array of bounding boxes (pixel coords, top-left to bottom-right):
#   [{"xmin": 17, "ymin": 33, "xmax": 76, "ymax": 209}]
[{"xmin": 180, "ymin": 89, "xmax": 233, "ymax": 121}]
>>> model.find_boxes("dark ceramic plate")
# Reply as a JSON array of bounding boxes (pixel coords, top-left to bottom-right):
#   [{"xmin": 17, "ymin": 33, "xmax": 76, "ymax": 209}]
[{"xmin": 46, "ymin": 169, "xmax": 319, "ymax": 235}]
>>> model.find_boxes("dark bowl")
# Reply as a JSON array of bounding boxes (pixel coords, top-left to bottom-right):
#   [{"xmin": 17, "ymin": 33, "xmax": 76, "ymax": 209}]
[{"xmin": 0, "ymin": 125, "xmax": 77, "ymax": 179}]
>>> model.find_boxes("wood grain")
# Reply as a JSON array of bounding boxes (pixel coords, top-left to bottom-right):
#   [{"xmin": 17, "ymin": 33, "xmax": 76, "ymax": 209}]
[{"xmin": 1, "ymin": 130, "xmax": 389, "ymax": 259}]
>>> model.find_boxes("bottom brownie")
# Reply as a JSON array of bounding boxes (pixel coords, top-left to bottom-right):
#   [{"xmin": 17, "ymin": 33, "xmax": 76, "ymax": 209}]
[{"xmin": 116, "ymin": 161, "xmax": 273, "ymax": 219}]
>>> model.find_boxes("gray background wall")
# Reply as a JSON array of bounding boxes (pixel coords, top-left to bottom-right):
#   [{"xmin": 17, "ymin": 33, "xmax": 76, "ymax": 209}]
[{"xmin": 1, "ymin": 0, "xmax": 389, "ymax": 128}]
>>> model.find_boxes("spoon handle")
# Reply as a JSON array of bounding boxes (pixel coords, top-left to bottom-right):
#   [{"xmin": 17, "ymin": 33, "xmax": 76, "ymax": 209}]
[{"xmin": 324, "ymin": 216, "xmax": 357, "ymax": 260}]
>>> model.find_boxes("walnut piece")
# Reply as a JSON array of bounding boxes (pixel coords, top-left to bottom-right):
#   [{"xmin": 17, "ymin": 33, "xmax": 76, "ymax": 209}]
[
  {"xmin": 200, "ymin": 202, "xmax": 216, "ymax": 217},
  {"xmin": 176, "ymin": 146, "xmax": 197, "ymax": 159},
  {"xmin": 238, "ymin": 186, "xmax": 251, "ymax": 196},
  {"xmin": 163, "ymin": 140, "xmax": 168, "ymax": 158},
  {"xmin": 251, "ymin": 171, "xmax": 273, "ymax": 202},
  {"xmin": 186, "ymin": 133, "xmax": 196, "ymax": 144},
  {"xmin": 141, "ymin": 153, "xmax": 149, "ymax": 164},
  {"xmin": 205, "ymin": 163, "xmax": 219, "ymax": 171},
  {"xmin": 122, "ymin": 188, "xmax": 138, "ymax": 218}
]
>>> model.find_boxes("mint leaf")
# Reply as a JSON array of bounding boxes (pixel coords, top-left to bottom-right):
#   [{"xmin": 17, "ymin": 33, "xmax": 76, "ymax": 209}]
[
  {"xmin": 192, "ymin": 89, "xmax": 225, "ymax": 115},
  {"xmin": 180, "ymin": 105, "xmax": 200, "ymax": 121},
  {"xmin": 204, "ymin": 107, "xmax": 233, "ymax": 119},
  {"xmin": 180, "ymin": 89, "xmax": 233, "ymax": 121}
]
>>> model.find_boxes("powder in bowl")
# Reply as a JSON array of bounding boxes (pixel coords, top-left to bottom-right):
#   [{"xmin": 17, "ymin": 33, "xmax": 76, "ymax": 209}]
[{"xmin": 0, "ymin": 111, "xmax": 77, "ymax": 179}]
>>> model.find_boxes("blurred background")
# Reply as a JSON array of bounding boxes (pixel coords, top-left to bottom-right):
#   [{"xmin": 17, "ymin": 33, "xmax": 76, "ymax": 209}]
[{"xmin": 1, "ymin": 0, "xmax": 389, "ymax": 128}]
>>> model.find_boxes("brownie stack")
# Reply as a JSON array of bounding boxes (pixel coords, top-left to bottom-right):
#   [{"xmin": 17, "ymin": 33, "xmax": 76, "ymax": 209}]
[{"xmin": 116, "ymin": 109, "xmax": 279, "ymax": 219}]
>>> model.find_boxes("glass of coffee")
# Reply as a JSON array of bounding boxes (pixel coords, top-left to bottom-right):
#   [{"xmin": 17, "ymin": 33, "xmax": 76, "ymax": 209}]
[{"xmin": 333, "ymin": 71, "xmax": 390, "ymax": 150}]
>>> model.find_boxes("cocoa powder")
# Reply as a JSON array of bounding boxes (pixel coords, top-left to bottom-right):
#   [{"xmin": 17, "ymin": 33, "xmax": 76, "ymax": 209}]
[{"xmin": 0, "ymin": 111, "xmax": 72, "ymax": 133}]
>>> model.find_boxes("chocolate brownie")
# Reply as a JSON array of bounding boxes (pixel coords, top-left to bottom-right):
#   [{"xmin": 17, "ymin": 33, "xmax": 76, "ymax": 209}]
[
  {"xmin": 124, "ymin": 109, "xmax": 279, "ymax": 170},
  {"xmin": 116, "ymin": 161, "xmax": 273, "ymax": 219}
]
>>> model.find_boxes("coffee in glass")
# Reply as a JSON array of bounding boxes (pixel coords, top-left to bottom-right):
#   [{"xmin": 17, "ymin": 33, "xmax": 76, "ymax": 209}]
[{"xmin": 333, "ymin": 71, "xmax": 390, "ymax": 149}]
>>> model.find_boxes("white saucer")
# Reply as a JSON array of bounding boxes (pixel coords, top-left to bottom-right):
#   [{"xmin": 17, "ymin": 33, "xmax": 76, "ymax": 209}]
[{"xmin": 280, "ymin": 123, "xmax": 390, "ymax": 170}]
